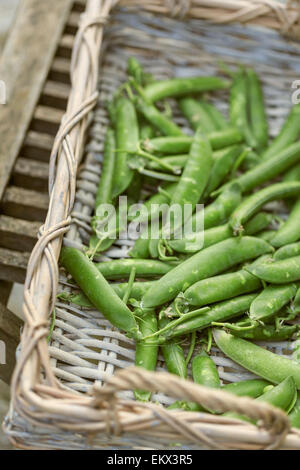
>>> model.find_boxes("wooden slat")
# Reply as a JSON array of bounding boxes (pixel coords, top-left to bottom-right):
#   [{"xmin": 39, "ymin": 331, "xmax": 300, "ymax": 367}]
[
  {"xmin": 57, "ymin": 34, "xmax": 75, "ymax": 58},
  {"xmin": 0, "ymin": 0, "xmax": 73, "ymax": 203},
  {"xmin": 12, "ymin": 158, "xmax": 49, "ymax": 192},
  {"xmin": 22, "ymin": 131, "xmax": 54, "ymax": 162},
  {"xmin": 0, "ymin": 303, "xmax": 23, "ymax": 384},
  {"xmin": 31, "ymin": 105, "xmax": 64, "ymax": 136},
  {"xmin": 0, "ymin": 282, "xmax": 13, "ymax": 306},
  {"xmin": 0, "ymin": 247, "xmax": 29, "ymax": 284},
  {"xmin": 49, "ymin": 57, "xmax": 71, "ymax": 84},
  {"xmin": 1, "ymin": 187, "xmax": 49, "ymax": 222},
  {"xmin": 65, "ymin": 11, "xmax": 81, "ymax": 35},
  {"xmin": 40, "ymin": 81, "xmax": 70, "ymax": 110},
  {"xmin": 0, "ymin": 215, "xmax": 40, "ymax": 252}
]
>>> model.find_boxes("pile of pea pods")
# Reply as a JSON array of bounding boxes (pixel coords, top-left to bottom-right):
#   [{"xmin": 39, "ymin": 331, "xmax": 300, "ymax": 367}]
[{"xmin": 60, "ymin": 58, "xmax": 300, "ymax": 426}]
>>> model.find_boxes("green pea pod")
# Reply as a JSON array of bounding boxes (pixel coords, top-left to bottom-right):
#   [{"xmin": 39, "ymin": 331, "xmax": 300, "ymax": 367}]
[
  {"xmin": 185, "ymin": 351, "xmax": 221, "ymax": 412},
  {"xmin": 202, "ymin": 101, "xmax": 228, "ymax": 130},
  {"xmin": 161, "ymin": 293, "xmax": 258, "ymax": 341},
  {"xmin": 159, "ymin": 315, "xmax": 187, "ymax": 378},
  {"xmin": 294, "ymin": 287, "xmax": 300, "ymax": 312},
  {"xmin": 112, "ymin": 97, "xmax": 139, "ymax": 198},
  {"xmin": 134, "ymin": 310, "xmax": 159, "ymax": 401},
  {"xmin": 257, "ymin": 229, "xmax": 277, "ymax": 242},
  {"xmin": 184, "ymin": 268, "xmax": 261, "ymax": 307},
  {"xmin": 58, "ymin": 281, "xmax": 156, "ymax": 308},
  {"xmin": 262, "ymin": 103, "xmax": 300, "ymax": 161},
  {"xmin": 142, "ymin": 237, "xmax": 272, "ymax": 308},
  {"xmin": 135, "ymin": 97, "xmax": 184, "ymax": 137},
  {"xmin": 213, "ymin": 329, "xmax": 300, "ymax": 389},
  {"xmin": 249, "ymin": 283, "xmax": 298, "ymax": 322},
  {"xmin": 214, "ymin": 141, "xmax": 300, "ymax": 197},
  {"xmin": 95, "ymin": 258, "xmax": 173, "ymax": 280},
  {"xmin": 271, "ymin": 199, "xmax": 300, "ymax": 248},
  {"xmin": 231, "ymin": 324, "xmax": 298, "ymax": 341},
  {"xmin": 143, "ymin": 76, "xmax": 229, "ymax": 103},
  {"xmin": 60, "ymin": 247, "xmax": 139, "ymax": 338},
  {"xmin": 246, "ymin": 68, "xmax": 268, "ymax": 153},
  {"xmin": 147, "ymin": 154, "xmax": 188, "ymax": 171},
  {"xmin": 204, "ymin": 145, "xmax": 244, "ymax": 198},
  {"xmin": 229, "ymin": 181, "xmax": 300, "ymax": 235},
  {"xmin": 144, "ymin": 128, "xmax": 244, "ymax": 154},
  {"xmin": 225, "ymin": 377, "xmax": 297, "ymax": 423},
  {"xmin": 229, "ymin": 68, "xmax": 257, "ymax": 148},
  {"xmin": 223, "ymin": 379, "xmax": 271, "ymax": 398},
  {"xmin": 274, "ymin": 242, "xmax": 300, "ymax": 261},
  {"xmin": 170, "ymin": 212, "xmax": 273, "ymax": 255},
  {"xmin": 246, "ymin": 256, "xmax": 300, "ymax": 284},
  {"xmin": 289, "ymin": 394, "xmax": 300, "ymax": 428},
  {"xmin": 283, "ymin": 162, "xmax": 300, "ymax": 183},
  {"xmin": 179, "ymin": 97, "xmax": 217, "ymax": 133}
]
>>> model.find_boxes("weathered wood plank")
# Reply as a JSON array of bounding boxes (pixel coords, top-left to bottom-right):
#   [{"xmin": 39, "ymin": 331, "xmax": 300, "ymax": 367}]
[
  {"xmin": 1, "ymin": 187, "xmax": 49, "ymax": 222},
  {"xmin": 40, "ymin": 81, "xmax": 70, "ymax": 110},
  {"xmin": 13, "ymin": 158, "xmax": 49, "ymax": 192},
  {"xmin": 49, "ymin": 57, "xmax": 71, "ymax": 84},
  {"xmin": 65, "ymin": 11, "xmax": 81, "ymax": 35},
  {"xmin": 0, "ymin": 248, "xmax": 29, "ymax": 284},
  {"xmin": 0, "ymin": 215, "xmax": 40, "ymax": 252},
  {"xmin": 31, "ymin": 105, "xmax": 64, "ymax": 136},
  {"xmin": 0, "ymin": 0, "xmax": 74, "ymax": 202},
  {"xmin": 0, "ymin": 303, "xmax": 23, "ymax": 384},
  {"xmin": 22, "ymin": 131, "xmax": 54, "ymax": 162},
  {"xmin": 57, "ymin": 35, "xmax": 75, "ymax": 58},
  {"xmin": 0, "ymin": 282, "xmax": 13, "ymax": 306}
]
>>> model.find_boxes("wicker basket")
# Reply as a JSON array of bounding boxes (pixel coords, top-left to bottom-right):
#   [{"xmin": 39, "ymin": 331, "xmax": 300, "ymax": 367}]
[{"xmin": 5, "ymin": 0, "xmax": 300, "ymax": 450}]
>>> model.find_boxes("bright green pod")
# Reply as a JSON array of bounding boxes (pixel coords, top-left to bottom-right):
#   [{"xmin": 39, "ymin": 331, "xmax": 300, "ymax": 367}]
[
  {"xmin": 274, "ymin": 242, "xmax": 300, "ymax": 261},
  {"xmin": 143, "ymin": 76, "xmax": 229, "ymax": 103},
  {"xmin": 95, "ymin": 258, "xmax": 173, "ymax": 280},
  {"xmin": 134, "ymin": 310, "xmax": 159, "ymax": 402},
  {"xmin": 223, "ymin": 379, "xmax": 271, "ymax": 398},
  {"xmin": 271, "ymin": 199, "xmax": 300, "ymax": 248},
  {"xmin": 179, "ymin": 97, "xmax": 217, "ymax": 133},
  {"xmin": 246, "ymin": 256, "xmax": 300, "ymax": 284},
  {"xmin": 249, "ymin": 283, "xmax": 298, "ymax": 322},
  {"xmin": 231, "ymin": 324, "xmax": 298, "ymax": 341},
  {"xmin": 213, "ymin": 329, "xmax": 300, "ymax": 389},
  {"xmin": 159, "ymin": 315, "xmax": 187, "ymax": 378},
  {"xmin": 246, "ymin": 68, "xmax": 268, "ymax": 152},
  {"xmin": 142, "ymin": 237, "xmax": 272, "ymax": 308}
]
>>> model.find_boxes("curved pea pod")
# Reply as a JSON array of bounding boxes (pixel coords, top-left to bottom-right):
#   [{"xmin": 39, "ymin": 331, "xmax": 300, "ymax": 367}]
[
  {"xmin": 95, "ymin": 128, "xmax": 116, "ymax": 208},
  {"xmin": 142, "ymin": 236, "xmax": 272, "ymax": 308},
  {"xmin": 170, "ymin": 212, "xmax": 273, "ymax": 255},
  {"xmin": 143, "ymin": 128, "xmax": 244, "ymax": 154},
  {"xmin": 213, "ymin": 329, "xmax": 300, "ymax": 389},
  {"xmin": 229, "ymin": 181, "xmax": 300, "ymax": 235},
  {"xmin": 95, "ymin": 258, "xmax": 173, "ymax": 280},
  {"xmin": 257, "ymin": 229, "xmax": 277, "ymax": 242},
  {"xmin": 161, "ymin": 294, "xmax": 258, "ymax": 341},
  {"xmin": 179, "ymin": 97, "xmax": 217, "ymax": 133},
  {"xmin": 169, "ymin": 128, "xmax": 213, "ymax": 217},
  {"xmin": 135, "ymin": 97, "xmax": 184, "ymax": 137},
  {"xmin": 159, "ymin": 315, "xmax": 187, "ymax": 378},
  {"xmin": 202, "ymin": 101, "xmax": 228, "ymax": 131},
  {"xmin": 231, "ymin": 324, "xmax": 298, "ymax": 341},
  {"xmin": 112, "ymin": 97, "xmax": 139, "ymax": 198},
  {"xmin": 249, "ymin": 283, "xmax": 298, "ymax": 322},
  {"xmin": 223, "ymin": 379, "xmax": 271, "ymax": 398},
  {"xmin": 204, "ymin": 145, "xmax": 245, "ymax": 197},
  {"xmin": 143, "ymin": 76, "xmax": 229, "ymax": 103},
  {"xmin": 246, "ymin": 68, "xmax": 268, "ymax": 153},
  {"xmin": 147, "ymin": 154, "xmax": 188, "ymax": 171},
  {"xmin": 186, "ymin": 351, "xmax": 221, "ymax": 412},
  {"xmin": 294, "ymin": 287, "xmax": 300, "ymax": 313},
  {"xmin": 215, "ymin": 141, "xmax": 300, "ymax": 197},
  {"xmin": 229, "ymin": 68, "xmax": 257, "ymax": 148},
  {"xmin": 59, "ymin": 247, "xmax": 139, "ymax": 338},
  {"xmin": 283, "ymin": 162, "xmax": 300, "ymax": 183},
  {"xmin": 270, "ymin": 199, "xmax": 300, "ymax": 248},
  {"xmin": 184, "ymin": 268, "xmax": 261, "ymax": 307},
  {"xmin": 246, "ymin": 256, "xmax": 300, "ymax": 284},
  {"xmin": 274, "ymin": 242, "xmax": 300, "ymax": 261},
  {"xmin": 226, "ymin": 377, "xmax": 297, "ymax": 423},
  {"xmin": 289, "ymin": 394, "xmax": 300, "ymax": 428},
  {"xmin": 134, "ymin": 310, "xmax": 159, "ymax": 401},
  {"xmin": 58, "ymin": 281, "xmax": 156, "ymax": 307},
  {"xmin": 262, "ymin": 102, "xmax": 300, "ymax": 161}
]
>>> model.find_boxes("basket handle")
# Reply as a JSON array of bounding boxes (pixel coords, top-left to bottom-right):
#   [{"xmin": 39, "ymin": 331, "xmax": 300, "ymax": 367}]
[{"xmin": 91, "ymin": 366, "xmax": 290, "ymax": 449}]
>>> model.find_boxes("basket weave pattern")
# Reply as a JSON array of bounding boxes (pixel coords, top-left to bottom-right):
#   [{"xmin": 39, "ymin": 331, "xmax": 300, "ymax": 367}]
[{"xmin": 4, "ymin": 0, "xmax": 300, "ymax": 450}]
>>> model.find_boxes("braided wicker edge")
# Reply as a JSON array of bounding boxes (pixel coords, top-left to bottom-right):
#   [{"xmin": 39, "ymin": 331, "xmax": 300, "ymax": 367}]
[{"xmin": 6, "ymin": 0, "xmax": 300, "ymax": 450}]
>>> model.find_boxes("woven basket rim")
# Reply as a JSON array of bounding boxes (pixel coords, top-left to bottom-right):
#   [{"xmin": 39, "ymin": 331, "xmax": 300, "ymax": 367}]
[{"xmin": 6, "ymin": 0, "xmax": 300, "ymax": 450}]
